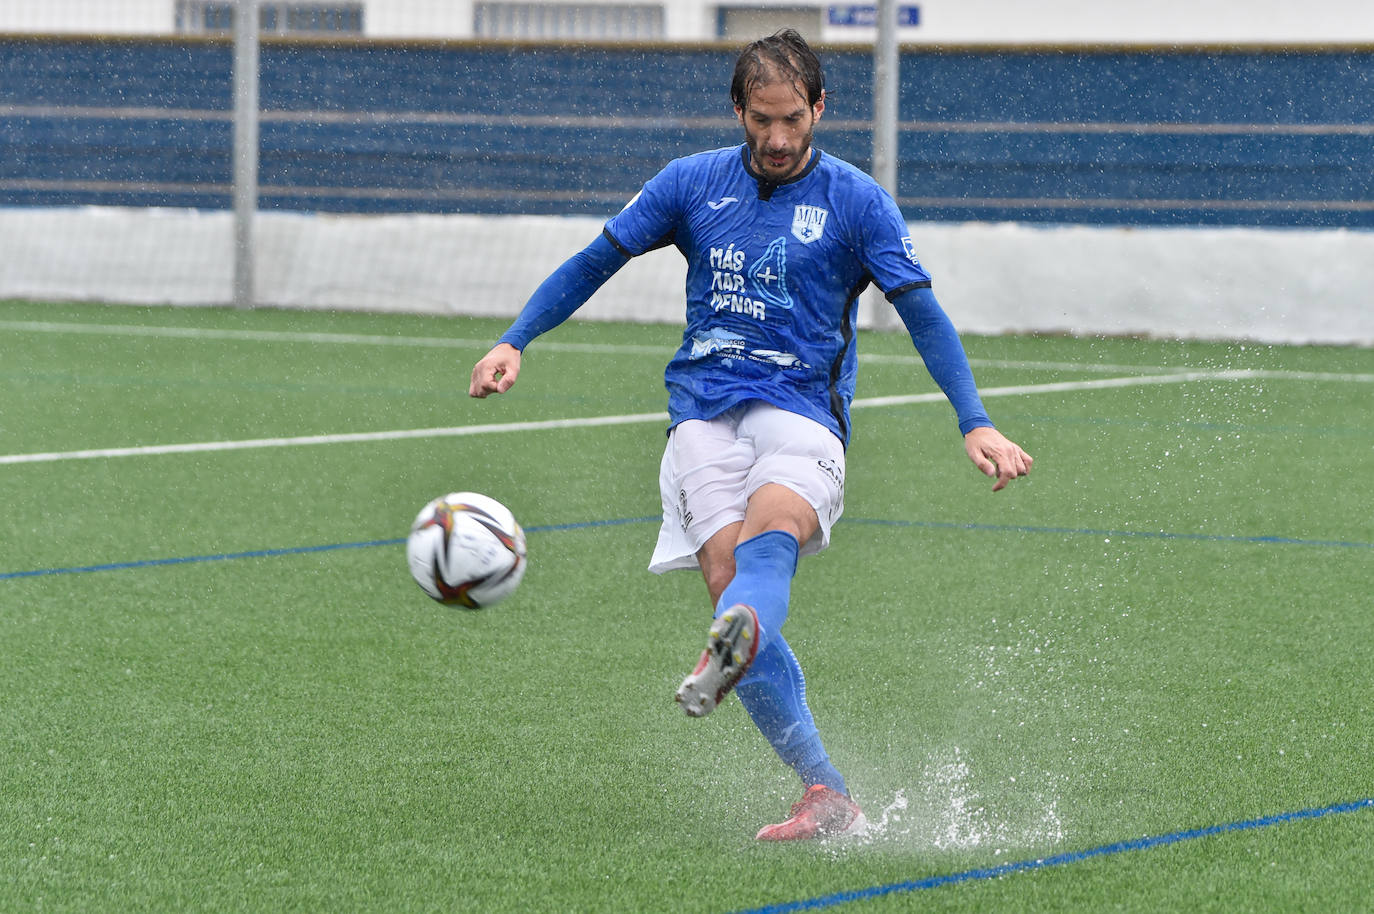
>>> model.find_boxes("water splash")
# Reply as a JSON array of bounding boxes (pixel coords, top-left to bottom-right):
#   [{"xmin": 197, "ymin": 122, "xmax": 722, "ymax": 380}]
[{"xmin": 828, "ymin": 749, "xmax": 1065, "ymax": 857}]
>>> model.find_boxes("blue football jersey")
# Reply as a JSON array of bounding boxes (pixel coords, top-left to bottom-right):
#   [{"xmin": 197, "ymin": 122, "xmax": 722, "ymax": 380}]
[{"xmin": 603, "ymin": 144, "xmax": 932, "ymax": 446}]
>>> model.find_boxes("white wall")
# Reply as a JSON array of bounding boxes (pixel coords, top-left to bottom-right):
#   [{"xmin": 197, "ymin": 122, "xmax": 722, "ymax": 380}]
[
  {"xmin": 831, "ymin": 0, "xmax": 1374, "ymax": 44},
  {"xmin": 0, "ymin": 0, "xmax": 172, "ymax": 34},
  {"xmin": 365, "ymin": 0, "xmax": 473, "ymax": 38},
  {"xmin": 3, "ymin": 207, "xmax": 1371, "ymax": 347},
  {"xmin": 4, "ymin": 0, "xmax": 1373, "ymax": 42}
]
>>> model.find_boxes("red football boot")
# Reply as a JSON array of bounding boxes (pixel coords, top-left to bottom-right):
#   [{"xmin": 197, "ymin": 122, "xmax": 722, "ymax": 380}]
[{"xmin": 755, "ymin": 785, "xmax": 867, "ymax": 841}]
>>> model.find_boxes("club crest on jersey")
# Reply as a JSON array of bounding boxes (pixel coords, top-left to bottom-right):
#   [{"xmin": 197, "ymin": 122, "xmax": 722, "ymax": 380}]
[
  {"xmin": 791, "ymin": 205, "xmax": 828, "ymax": 244},
  {"xmin": 902, "ymin": 236, "xmax": 921, "ymax": 265}
]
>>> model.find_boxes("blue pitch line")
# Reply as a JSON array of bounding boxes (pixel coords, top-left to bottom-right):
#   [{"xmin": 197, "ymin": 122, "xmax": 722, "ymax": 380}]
[
  {"xmin": 733, "ymin": 798, "xmax": 1374, "ymax": 914},
  {"xmin": 0, "ymin": 537, "xmax": 408, "ymax": 580},
  {"xmin": 845, "ymin": 517, "xmax": 1374, "ymax": 550},
  {"xmin": 1, "ymin": 515, "xmax": 1368, "ymax": 582},
  {"xmin": 0, "ymin": 517, "xmax": 659, "ymax": 581}
]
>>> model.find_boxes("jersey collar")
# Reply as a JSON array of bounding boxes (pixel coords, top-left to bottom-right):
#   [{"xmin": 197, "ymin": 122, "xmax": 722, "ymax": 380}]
[{"xmin": 739, "ymin": 144, "xmax": 823, "ymax": 201}]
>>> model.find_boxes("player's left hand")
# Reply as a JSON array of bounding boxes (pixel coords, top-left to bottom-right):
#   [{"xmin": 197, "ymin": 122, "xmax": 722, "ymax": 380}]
[{"xmin": 963, "ymin": 426, "xmax": 1033, "ymax": 492}]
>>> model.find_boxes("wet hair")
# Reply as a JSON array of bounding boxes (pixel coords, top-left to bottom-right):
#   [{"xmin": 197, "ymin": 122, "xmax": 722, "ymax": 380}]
[{"xmin": 730, "ymin": 28, "xmax": 825, "ymax": 111}]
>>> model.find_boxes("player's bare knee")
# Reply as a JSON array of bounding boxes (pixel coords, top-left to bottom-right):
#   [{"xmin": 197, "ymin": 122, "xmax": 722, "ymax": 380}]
[{"xmin": 703, "ymin": 566, "xmax": 734, "ymax": 606}]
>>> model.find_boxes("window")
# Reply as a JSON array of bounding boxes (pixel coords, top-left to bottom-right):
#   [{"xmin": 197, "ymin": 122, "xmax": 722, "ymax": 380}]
[
  {"xmin": 474, "ymin": 2, "xmax": 665, "ymax": 40},
  {"xmin": 715, "ymin": 6, "xmax": 822, "ymax": 40},
  {"xmin": 287, "ymin": 5, "xmax": 364, "ymax": 31},
  {"xmin": 175, "ymin": 1, "xmax": 364, "ymax": 35}
]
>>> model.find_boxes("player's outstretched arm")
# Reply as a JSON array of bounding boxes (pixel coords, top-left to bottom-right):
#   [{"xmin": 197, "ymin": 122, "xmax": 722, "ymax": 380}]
[
  {"xmin": 964, "ymin": 426, "xmax": 1033, "ymax": 491},
  {"xmin": 469, "ymin": 343, "xmax": 522, "ymax": 398},
  {"xmin": 467, "ymin": 233, "xmax": 630, "ymax": 400}
]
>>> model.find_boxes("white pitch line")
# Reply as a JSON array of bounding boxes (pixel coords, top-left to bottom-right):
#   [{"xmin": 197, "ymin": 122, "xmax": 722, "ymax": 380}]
[
  {"xmin": 0, "ymin": 319, "xmax": 670, "ymax": 356},
  {"xmin": 854, "ymin": 368, "xmax": 1268, "ymax": 408},
  {"xmin": 1243, "ymin": 368, "xmax": 1374, "ymax": 384},
  {"xmin": 19, "ymin": 318, "xmax": 1374, "ymax": 381},
  {"xmin": 0, "ymin": 412, "xmax": 671, "ymax": 466},
  {"xmin": 864, "ymin": 353, "xmax": 1198, "ymax": 373},
  {"xmin": 0, "ymin": 318, "xmax": 1200, "ymax": 374},
  {"xmin": 0, "ymin": 370, "xmax": 1268, "ymax": 466}
]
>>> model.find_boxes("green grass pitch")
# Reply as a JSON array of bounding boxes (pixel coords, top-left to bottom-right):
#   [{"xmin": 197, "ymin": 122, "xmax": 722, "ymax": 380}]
[{"xmin": 1, "ymin": 299, "xmax": 1371, "ymax": 912}]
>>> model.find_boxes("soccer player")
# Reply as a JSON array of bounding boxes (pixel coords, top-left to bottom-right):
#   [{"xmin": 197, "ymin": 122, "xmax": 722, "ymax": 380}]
[{"xmin": 469, "ymin": 29, "xmax": 1032, "ymax": 840}]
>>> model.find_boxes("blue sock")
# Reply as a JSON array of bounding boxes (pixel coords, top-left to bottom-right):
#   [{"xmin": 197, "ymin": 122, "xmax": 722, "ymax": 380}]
[
  {"xmin": 736, "ymin": 635, "xmax": 848, "ymax": 795},
  {"xmin": 714, "ymin": 530, "xmax": 799, "ymax": 648}
]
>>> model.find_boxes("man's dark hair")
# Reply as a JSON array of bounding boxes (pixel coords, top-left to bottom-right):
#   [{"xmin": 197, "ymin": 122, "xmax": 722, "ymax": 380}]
[{"xmin": 730, "ymin": 28, "xmax": 826, "ymax": 110}]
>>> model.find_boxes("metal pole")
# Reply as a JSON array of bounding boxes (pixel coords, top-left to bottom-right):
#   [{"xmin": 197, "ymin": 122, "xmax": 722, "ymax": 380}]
[
  {"xmin": 863, "ymin": 0, "xmax": 900, "ymax": 330},
  {"xmin": 232, "ymin": 0, "xmax": 259, "ymax": 309},
  {"xmin": 872, "ymin": 0, "xmax": 899, "ymax": 195}
]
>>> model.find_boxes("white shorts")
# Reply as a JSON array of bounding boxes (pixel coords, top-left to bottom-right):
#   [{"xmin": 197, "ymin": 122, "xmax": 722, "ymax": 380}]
[{"xmin": 649, "ymin": 402, "xmax": 846, "ymax": 574}]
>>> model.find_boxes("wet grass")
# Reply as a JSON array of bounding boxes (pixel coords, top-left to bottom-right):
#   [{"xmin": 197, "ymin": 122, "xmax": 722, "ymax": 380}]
[{"xmin": 2, "ymin": 300, "xmax": 1372, "ymax": 912}]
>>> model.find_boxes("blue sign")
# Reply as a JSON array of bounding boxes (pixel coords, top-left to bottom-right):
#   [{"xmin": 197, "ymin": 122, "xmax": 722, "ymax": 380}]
[{"xmin": 827, "ymin": 4, "xmax": 921, "ymax": 27}]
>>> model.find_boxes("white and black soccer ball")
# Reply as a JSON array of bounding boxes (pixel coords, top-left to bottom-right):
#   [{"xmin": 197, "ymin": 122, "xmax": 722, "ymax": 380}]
[{"xmin": 406, "ymin": 492, "xmax": 527, "ymax": 609}]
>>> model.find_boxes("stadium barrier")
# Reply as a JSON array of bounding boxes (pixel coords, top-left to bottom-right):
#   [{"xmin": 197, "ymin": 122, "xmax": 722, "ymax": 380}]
[
  {"xmin": 3, "ymin": 206, "xmax": 1372, "ymax": 346},
  {"xmin": 4, "ymin": 38, "xmax": 1371, "ymax": 227},
  {"xmin": 4, "ymin": 36, "xmax": 1371, "ymax": 345}
]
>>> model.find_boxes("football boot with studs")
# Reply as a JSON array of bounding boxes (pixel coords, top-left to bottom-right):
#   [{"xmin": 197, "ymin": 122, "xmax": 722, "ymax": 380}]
[{"xmin": 675, "ymin": 604, "xmax": 759, "ymax": 717}]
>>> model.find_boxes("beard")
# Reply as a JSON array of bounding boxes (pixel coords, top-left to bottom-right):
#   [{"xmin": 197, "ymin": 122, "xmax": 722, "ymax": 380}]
[{"xmin": 744, "ymin": 123, "xmax": 815, "ymax": 182}]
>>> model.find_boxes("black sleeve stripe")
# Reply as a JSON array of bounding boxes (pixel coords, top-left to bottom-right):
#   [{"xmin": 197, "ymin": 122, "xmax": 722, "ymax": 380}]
[
  {"xmin": 644, "ymin": 231, "xmax": 677, "ymax": 253},
  {"xmin": 601, "ymin": 227, "xmax": 634, "ymax": 259},
  {"xmin": 885, "ymin": 279, "xmax": 932, "ymax": 302}
]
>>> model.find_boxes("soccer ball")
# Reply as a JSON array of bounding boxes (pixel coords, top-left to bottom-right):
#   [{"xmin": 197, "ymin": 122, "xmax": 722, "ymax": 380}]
[{"xmin": 406, "ymin": 492, "xmax": 527, "ymax": 608}]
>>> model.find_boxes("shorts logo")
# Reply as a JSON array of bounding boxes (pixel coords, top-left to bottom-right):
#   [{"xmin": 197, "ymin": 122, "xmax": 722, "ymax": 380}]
[
  {"xmin": 791, "ymin": 205, "xmax": 828, "ymax": 244},
  {"xmin": 816, "ymin": 458, "xmax": 844, "ymax": 490},
  {"xmin": 677, "ymin": 488, "xmax": 694, "ymax": 531}
]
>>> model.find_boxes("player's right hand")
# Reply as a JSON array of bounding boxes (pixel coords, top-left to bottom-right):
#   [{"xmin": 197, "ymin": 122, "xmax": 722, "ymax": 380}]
[{"xmin": 469, "ymin": 343, "xmax": 522, "ymax": 398}]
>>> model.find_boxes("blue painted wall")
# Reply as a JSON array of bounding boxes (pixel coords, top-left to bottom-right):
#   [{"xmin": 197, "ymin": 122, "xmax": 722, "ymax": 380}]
[{"xmin": 1, "ymin": 37, "xmax": 1370, "ymax": 226}]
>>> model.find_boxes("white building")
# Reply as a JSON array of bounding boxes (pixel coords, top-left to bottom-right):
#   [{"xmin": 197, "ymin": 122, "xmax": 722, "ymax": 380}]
[{"xmin": 2, "ymin": 0, "xmax": 1372, "ymax": 43}]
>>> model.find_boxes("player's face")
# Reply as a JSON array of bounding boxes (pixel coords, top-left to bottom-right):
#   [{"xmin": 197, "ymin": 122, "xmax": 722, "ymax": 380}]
[{"xmin": 736, "ymin": 78, "xmax": 825, "ymax": 182}]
